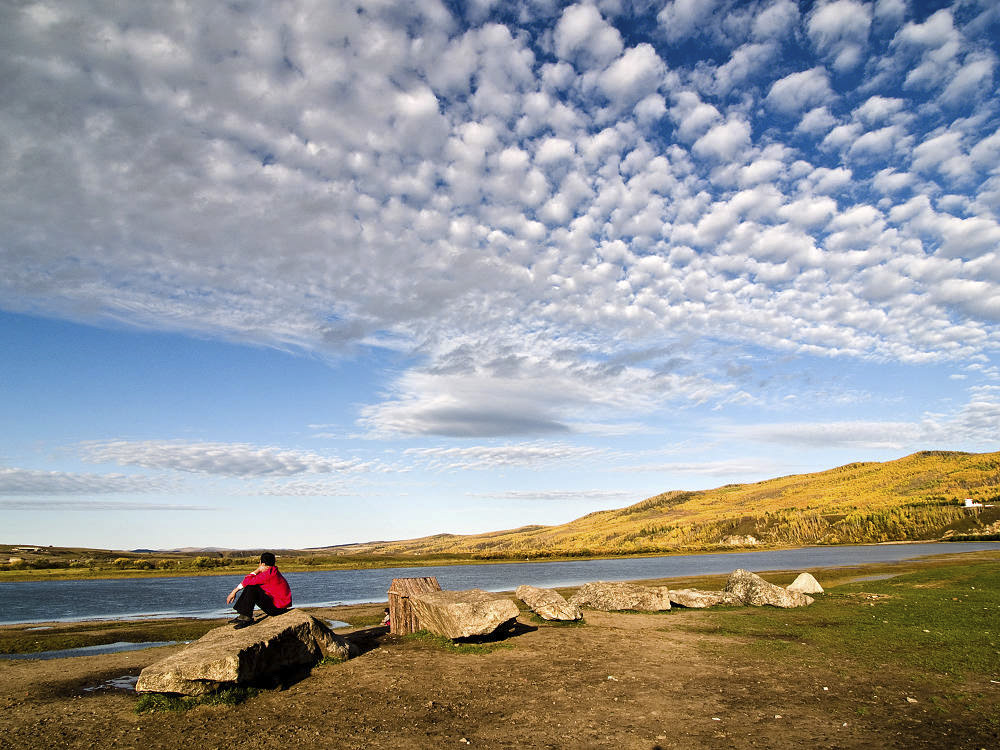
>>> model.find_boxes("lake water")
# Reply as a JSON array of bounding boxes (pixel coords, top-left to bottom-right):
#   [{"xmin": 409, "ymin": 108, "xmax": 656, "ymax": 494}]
[{"xmin": 1, "ymin": 541, "xmax": 996, "ymax": 625}]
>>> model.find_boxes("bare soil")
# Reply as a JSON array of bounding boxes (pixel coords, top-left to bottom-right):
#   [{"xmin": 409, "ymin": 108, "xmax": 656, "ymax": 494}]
[{"xmin": 1, "ymin": 603, "xmax": 997, "ymax": 750}]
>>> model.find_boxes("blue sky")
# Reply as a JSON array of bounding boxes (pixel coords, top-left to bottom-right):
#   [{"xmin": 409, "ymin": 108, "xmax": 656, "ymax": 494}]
[{"xmin": 2, "ymin": 0, "xmax": 1000, "ymax": 550}]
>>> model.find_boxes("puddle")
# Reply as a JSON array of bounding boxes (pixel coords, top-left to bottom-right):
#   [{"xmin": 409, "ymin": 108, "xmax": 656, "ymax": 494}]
[
  {"xmin": 84, "ymin": 675, "xmax": 139, "ymax": 692},
  {"xmin": 0, "ymin": 640, "xmax": 182, "ymax": 661},
  {"xmin": 847, "ymin": 574, "xmax": 901, "ymax": 583},
  {"xmin": 24, "ymin": 626, "xmax": 54, "ymax": 631},
  {"xmin": 326, "ymin": 619, "xmax": 350, "ymax": 629}
]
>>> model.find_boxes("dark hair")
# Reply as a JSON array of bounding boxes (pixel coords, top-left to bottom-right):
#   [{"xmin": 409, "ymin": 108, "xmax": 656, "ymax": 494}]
[{"xmin": 260, "ymin": 552, "xmax": 276, "ymax": 566}]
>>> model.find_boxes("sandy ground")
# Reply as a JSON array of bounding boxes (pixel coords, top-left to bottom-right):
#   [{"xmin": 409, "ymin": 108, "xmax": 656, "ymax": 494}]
[{"xmin": 1, "ymin": 598, "xmax": 997, "ymax": 750}]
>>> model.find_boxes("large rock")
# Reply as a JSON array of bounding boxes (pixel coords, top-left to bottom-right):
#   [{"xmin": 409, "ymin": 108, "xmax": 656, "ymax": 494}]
[
  {"xmin": 787, "ymin": 572, "xmax": 824, "ymax": 594},
  {"xmin": 409, "ymin": 589, "xmax": 520, "ymax": 639},
  {"xmin": 568, "ymin": 582, "xmax": 671, "ymax": 612},
  {"xmin": 668, "ymin": 588, "xmax": 743, "ymax": 608},
  {"xmin": 724, "ymin": 569, "xmax": 814, "ymax": 608},
  {"xmin": 516, "ymin": 585, "xmax": 583, "ymax": 621},
  {"xmin": 136, "ymin": 610, "xmax": 356, "ymax": 695}
]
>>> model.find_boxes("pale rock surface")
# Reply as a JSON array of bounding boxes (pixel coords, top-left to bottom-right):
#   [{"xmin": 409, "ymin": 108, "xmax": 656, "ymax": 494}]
[
  {"xmin": 724, "ymin": 569, "xmax": 814, "ymax": 608},
  {"xmin": 568, "ymin": 581, "xmax": 672, "ymax": 611},
  {"xmin": 516, "ymin": 585, "xmax": 583, "ymax": 621},
  {"xmin": 668, "ymin": 588, "xmax": 744, "ymax": 608},
  {"xmin": 409, "ymin": 589, "xmax": 520, "ymax": 639},
  {"xmin": 787, "ymin": 572, "xmax": 824, "ymax": 594},
  {"xmin": 136, "ymin": 609, "xmax": 356, "ymax": 695}
]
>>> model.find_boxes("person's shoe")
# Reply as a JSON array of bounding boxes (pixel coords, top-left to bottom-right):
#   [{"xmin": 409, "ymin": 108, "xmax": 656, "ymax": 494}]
[{"xmin": 232, "ymin": 616, "xmax": 254, "ymax": 629}]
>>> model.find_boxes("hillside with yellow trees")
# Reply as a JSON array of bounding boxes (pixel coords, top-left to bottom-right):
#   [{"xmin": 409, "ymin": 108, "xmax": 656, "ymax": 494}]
[{"xmin": 339, "ymin": 451, "xmax": 1000, "ymax": 559}]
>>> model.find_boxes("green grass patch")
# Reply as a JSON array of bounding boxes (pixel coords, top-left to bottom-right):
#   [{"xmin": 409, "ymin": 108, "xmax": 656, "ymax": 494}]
[
  {"xmin": 404, "ymin": 629, "xmax": 513, "ymax": 655},
  {"xmin": 674, "ymin": 561, "xmax": 1000, "ymax": 679},
  {"xmin": 134, "ymin": 686, "xmax": 260, "ymax": 713}
]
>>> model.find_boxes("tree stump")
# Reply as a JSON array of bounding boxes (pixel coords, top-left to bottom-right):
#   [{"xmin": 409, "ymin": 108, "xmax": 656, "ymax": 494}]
[{"xmin": 387, "ymin": 576, "xmax": 441, "ymax": 635}]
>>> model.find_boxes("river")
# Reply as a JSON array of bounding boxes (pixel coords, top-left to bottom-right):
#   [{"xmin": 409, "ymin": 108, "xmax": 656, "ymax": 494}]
[{"xmin": 1, "ymin": 541, "xmax": 996, "ymax": 625}]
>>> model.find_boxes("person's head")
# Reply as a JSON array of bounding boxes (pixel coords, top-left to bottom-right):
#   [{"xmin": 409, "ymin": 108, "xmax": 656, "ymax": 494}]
[{"xmin": 260, "ymin": 552, "xmax": 276, "ymax": 567}]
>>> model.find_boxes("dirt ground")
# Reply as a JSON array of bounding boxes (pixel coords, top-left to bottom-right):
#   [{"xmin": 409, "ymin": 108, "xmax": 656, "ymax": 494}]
[{"xmin": 1, "ymin": 596, "xmax": 997, "ymax": 750}]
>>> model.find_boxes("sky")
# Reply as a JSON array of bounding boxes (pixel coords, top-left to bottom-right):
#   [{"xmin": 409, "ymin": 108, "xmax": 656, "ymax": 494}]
[{"xmin": 2, "ymin": 0, "xmax": 1000, "ymax": 551}]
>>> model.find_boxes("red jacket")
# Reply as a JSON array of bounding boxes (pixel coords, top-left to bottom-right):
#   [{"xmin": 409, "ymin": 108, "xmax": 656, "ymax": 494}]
[{"xmin": 241, "ymin": 566, "xmax": 292, "ymax": 609}]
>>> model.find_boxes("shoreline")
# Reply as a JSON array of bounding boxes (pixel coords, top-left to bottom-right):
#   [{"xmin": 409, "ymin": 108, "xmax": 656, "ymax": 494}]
[
  {"xmin": 3, "ymin": 538, "xmax": 997, "ymax": 584},
  {"xmin": 3, "ymin": 546, "xmax": 997, "ymax": 633}
]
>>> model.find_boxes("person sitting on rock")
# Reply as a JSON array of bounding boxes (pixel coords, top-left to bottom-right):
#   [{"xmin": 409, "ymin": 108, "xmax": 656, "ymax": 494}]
[{"xmin": 226, "ymin": 552, "xmax": 292, "ymax": 629}]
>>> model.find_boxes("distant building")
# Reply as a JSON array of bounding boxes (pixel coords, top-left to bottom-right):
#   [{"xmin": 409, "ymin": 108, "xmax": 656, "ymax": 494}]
[{"xmin": 963, "ymin": 499, "xmax": 984, "ymax": 508}]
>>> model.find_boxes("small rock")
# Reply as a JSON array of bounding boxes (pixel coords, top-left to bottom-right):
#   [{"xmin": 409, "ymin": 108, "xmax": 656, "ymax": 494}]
[
  {"xmin": 787, "ymin": 572, "xmax": 824, "ymax": 594},
  {"xmin": 516, "ymin": 585, "xmax": 582, "ymax": 621},
  {"xmin": 568, "ymin": 581, "xmax": 671, "ymax": 611}
]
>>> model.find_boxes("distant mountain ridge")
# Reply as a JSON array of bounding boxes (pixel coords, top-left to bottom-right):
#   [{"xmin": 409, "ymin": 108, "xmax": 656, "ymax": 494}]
[{"xmin": 335, "ymin": 450, "xmax": 1000, "ymax": 558}]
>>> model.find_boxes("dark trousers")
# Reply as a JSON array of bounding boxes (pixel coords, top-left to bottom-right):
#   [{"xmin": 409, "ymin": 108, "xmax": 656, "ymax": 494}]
[{"xmin": 234, "ymin": 584, "xmax": 286, "ymax": 618}]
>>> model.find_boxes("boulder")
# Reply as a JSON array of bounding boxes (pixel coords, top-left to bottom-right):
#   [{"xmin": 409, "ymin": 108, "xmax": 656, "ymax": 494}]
[
  {"xmin": 668, "ymin": 588, "xmax": 743, "ymax": 608},
  {"xmin": 136, "ymin": 610, "xmax": 356, "ymax": 695},
  {"xmin": 409, "ymin": 589, "xmax": 520, "ymax": 639},
  {"xmin": 516, "ymin": 585, "xmax": 583, "ymax": 621},
  {"xmin": 724, "ymin": 569, "xmax": 814, "ymax": 608},
  {"xmin": 568, "ymin": 582, "xmax": 671, "ymax": 612},
  {"xmin": 787, "ymin": 572, "xmax": 824, "ymax": 594}
]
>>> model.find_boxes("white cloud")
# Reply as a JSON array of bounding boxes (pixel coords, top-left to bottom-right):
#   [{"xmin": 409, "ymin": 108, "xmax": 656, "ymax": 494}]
[
  {"xmin": 766, "ymin": 68, "xmax": 835, "ymax": 115},
  {"xmin": 554, "ymin": 3, "xmax": 623, "ymax": 68},
  {"xmin": 405, "ymin": 442, "xmax": 604, "ymax": 470},
  {"xmin": 939, "ymin": 53, "xmax": 995, "ymax": 107},
  {"xmin": 692, "ymin": 117, "xmax": 751, "ymax": 161},
  {"xmin": 0, "ymin": 499, "xmax": 212, "ymax": 511},
  {"xmin": 81, "ymin": 441, "xmax": 372, "ymax": 477},
  {"xmin": 852, "ymin": 95, "xmax": 905, "ymax": 124},
  {"xmin": 598, "ymin": 44, "xmax": 666, "ymax": 108},
  {"xmin": 807, "ymin": 0, "xmax": 872, "ymax": 72},
  {"xmin": 797, "ymin": 106, "xmax": 838, "ymax": 135},
  {"xmin": 752, "ymin": 1, "xmax": 800, "ymax": 41},
  {"xmin": 0, "ymin": 468, "xmax": 165, "ymax": 495},
  {"xmin": 657, "ymin": 0, "xmax": 719, "ymax": 44}
]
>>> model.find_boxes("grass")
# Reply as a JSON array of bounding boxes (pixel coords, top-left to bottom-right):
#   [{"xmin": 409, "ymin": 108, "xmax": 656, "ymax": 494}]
[
  {"xmin": 674, "ymin": 560, "xmax": 1000, "ymax": 679},
  {"xmin": 404, "ymin": 629, "xmax": 513, "ymax": 655},
  {"xmin": 134, "ymin": 686, "xmax": 260, "ymax": 713},
  {"xmin": 0, "ymin": 618, "xmax": 220, "ymax": 655}
]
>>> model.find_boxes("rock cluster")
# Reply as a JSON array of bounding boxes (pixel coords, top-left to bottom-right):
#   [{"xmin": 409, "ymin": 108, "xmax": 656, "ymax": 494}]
[
  {"xmin": 136, "ymin": 610, "xmax": 356, "ymax": 696},
  {"xmin": 568, "ymin": 581, "xmax": 672, "ymax": 611},
  {"xmin": 516, "ymin": 585, "xmax": 582, "ymax": 621},
  {"xmin": 410, "ymin": 588, "xmax": 520, "ymax": 639}
]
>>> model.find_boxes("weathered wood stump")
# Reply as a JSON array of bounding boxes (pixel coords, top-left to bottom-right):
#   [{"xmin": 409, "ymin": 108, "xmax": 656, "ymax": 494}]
[{"xmin": 387, "ymin": 576, "xmax": 441, "ymax": 635}]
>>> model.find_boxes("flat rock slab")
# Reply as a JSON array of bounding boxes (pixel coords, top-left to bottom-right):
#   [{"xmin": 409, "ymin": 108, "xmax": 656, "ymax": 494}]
[
  {"xmin": 725, "ymin": 569, "xmax": 815, "ymax": 608},
  {"xmin": 787, "ymin": 572, "xmax": 824, "ymax": 594},
  {"xmin": 516, "ymin": 585, "xmax": 583, "ymax": 621},
  {"xmin": 668, "ymin": 588, "xmax": 744, "ymax": 608},
  {"xmin": 410, "ymin": 589, "xmax": 520, "ymax": 639},
  {"xmin": 136, "ymin": 610, "xmax": 356, "ymax": 695},
  {"xmin": 568, "ymin": 582, "xmax": 671, "ymax": 612}
]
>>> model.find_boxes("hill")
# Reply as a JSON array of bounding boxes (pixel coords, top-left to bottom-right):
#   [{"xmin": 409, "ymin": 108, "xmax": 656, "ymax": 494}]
[{"xmin": 334, "ymin": 450, "xmax": 1000, "ymax": 558}]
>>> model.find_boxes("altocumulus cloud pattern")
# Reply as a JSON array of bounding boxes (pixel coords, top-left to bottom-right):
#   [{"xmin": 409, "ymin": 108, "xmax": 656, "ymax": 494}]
[{"xmin": 2, "ymin": 1, "xmax": 1000, "ymax": 514}]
